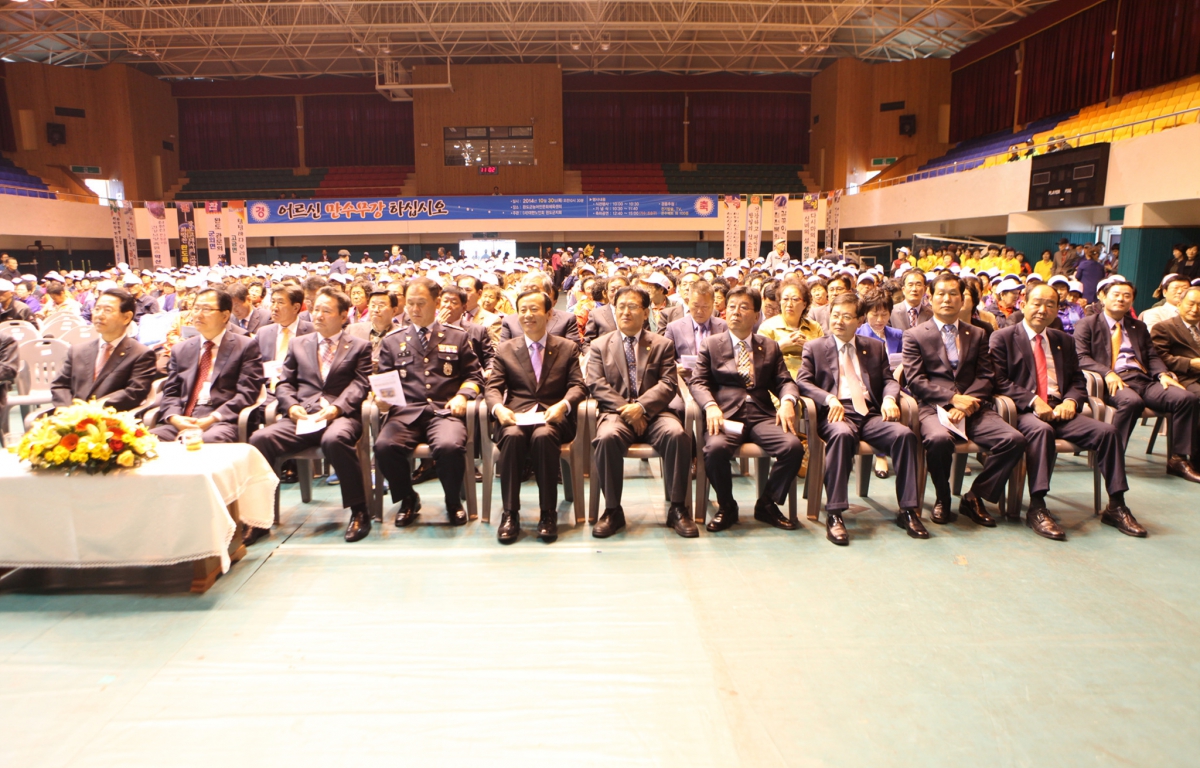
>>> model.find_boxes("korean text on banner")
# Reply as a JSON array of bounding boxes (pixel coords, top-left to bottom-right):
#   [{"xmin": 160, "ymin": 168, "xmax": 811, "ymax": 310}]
[
  {"xmin": 205, "ymin": 201, "xmax": 226, "ymax": 266},
  {"xmin": 227, "ymin": 202, "xmax": 248, "ymax": 267},
  {"xmin": 121, "ymin": 201, "xmax": 138, "ymax": 266},
  {"xmin": 830, "ymin": 189, "xmax": 843, "ymax": 256},
  {"xmin": 145, "ymin": 202, "xmax": 171, "ymax": 269},
  {"xmin": 723, "ymin": 194, "xmax": 742, "ymax": 262},
  {"xmin": 744, "ymin": 194, "xmax": 762, "ymax": 262},
  {"xmin": 771, "ymin": 194, "xmax": 788, "ymax": 250},
  {"xmin": 802, "ymin": 194, "xmax": 820, "ymax": 262},
  {"xmin": 108, "ymin": 202, "xmax": 126, "ymax": 263},
  {"xmin": 176, "ymin": 201, "xmax": 197, "ymax": 265}
]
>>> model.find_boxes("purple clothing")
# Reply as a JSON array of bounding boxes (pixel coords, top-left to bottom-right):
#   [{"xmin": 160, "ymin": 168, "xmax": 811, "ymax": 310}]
[{"xmin": 1075, "ymin": 258, "xmax": 1105, "ymax": 303}]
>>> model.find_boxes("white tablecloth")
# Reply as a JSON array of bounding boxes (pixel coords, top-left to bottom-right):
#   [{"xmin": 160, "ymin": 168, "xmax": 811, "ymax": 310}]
[{"xmin": 0, "ymin": 442, "xmax": 278, "ymax": 573}]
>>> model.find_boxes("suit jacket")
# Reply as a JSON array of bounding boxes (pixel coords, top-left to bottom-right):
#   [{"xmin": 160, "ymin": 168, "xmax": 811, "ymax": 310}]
[
  {"xmin": 586, "ymin": 330, "xmax": 679, "ymax": 419},
  {"xmin": 688, "ymin": 331, "xmax": 799, "ymax": 419},
  {"xmin": 224, "ymin": 320, "xmax": 250, "ymax": 337},
  {"xmin": 376, "ymin": 321, "xmax": 484, "ymax": 424},
  {"xmin": 1074, "ymin": 311, "xmax": 1168, "ymax": 379},
  {"xmin": 157, "ymin": 332, "xmax": 265, "ymax": 423},
  {"xmin": 989, "ymin": 323, "xmax": 1088, "ymax": 413},
  {"xmin": 466, "ymin": 307, "xmax": 503, "ymax": 345},
  {"xmin": 797, "ymin": 335, "xmax": 899, "ymax": 416},
  {"xmin": 582, "ymin": 304, "xmax": 618, "ymax": 350},
  {"xmin": 649, "ymin": 302, "xmax": 684, "ymax": 333},
  {"xmin": 458, "ymin": 320, "xmax": 496, "ymax": 372},
  {"xmin": 662, "ymin": 315, "xmax": 729, "ymax": 360},
  {"xmin": 233, "ymin": 307, "xmax": 270, "ymax": 335},
  {"xmin": 275, "ymin": 333, "xmax": 372, "ymax": 419},
  {"xmin": 329, "ymin": 259, "xmax": 349, "ymax": 275},
  {"xmin": 499, "ymin": 308, "xmax": 579, "ymax": 345},
  {"xmin": 51, "ymin": 334, "xmax": 158, "ymax": 411},
  {"xmin": 901, "ymin": 319, "xmax": 994, "ymax": 408},
  {"xmin": 890, "ymin": 302, "xmax": 933, "ymax": 331},
  {"xmin": 1150, "ymin": 314, "xmax": 1200, "ymax": 387},
  {"xmin": 485, "ymin": 333, "xmax": 587, "ymax": 416},
  {"xmin": 0, "ymin": 332, "xmax": 17, "ymax": 408},
  {"xmin": 256, "ymin": 320, "xmax": 316, "ymax": 363}
]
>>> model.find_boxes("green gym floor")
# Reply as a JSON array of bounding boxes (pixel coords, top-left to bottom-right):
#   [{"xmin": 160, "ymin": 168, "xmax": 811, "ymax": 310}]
[{"xmin": 2, "ymin": 424, "xmax": 1198, "ymax": 767}]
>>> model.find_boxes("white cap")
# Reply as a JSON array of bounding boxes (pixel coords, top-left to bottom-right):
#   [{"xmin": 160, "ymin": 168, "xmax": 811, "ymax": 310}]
[
  {"xmin": 1047, "ymin": 275, "xmax": 1070, "ymax": 287},
  {"xmin": 897, "ymin": 246, "xmax": 910, "ymax": 254},
  {"xmin": 645, "ymin": 273, "xmax": 671, "ymax": 290},
  {"xmin": 995, "ymin": 278, "xmax": 1023, "ymax": 294},
  {"xmin": 42, "ymin": 271, "xmax": 65, "ymax": 283},
  {"xmin": 1067, "ymin": 280, "xmax": 1084, "ymax": 294},
  {"xmin": 122, "ymin": 273, "xmax": 141, "ymax": 286},
  {"xmin": 0, "ymin": 279, "xmax": 13, "ymax": 292}
]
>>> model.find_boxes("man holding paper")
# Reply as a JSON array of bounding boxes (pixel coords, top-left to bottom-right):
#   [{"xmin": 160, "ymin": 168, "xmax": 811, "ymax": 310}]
[
  {"xmin": 374, "ymin": 277, "xmax": 484, "ymax": 528},
  {"xmin": 689, "ymin": 286, "xmax": 804, "ymax": 532},
  {"xmin": 587, "ymin": 285, "xmax": 694, "ymax": 538},
  {"xmin": 486, "ymin": 289, "xmax": 587, "ymax": 544},
  {"xmin": 797, "ymin": 293, "xmax": 927, "ymax": 545},
  {"xmin": 901, "ymin": 273, "xmax": 1026, "ymax": 527},
  {"xmin": 248, "ymin": 288, "xmax": 373, "ymax": 543}
]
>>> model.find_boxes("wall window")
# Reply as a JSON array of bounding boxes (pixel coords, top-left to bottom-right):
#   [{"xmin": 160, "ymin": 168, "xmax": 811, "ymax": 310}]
[{"xmin": 444, "ymin": 126, "xmax": 534, "ymax": 166}]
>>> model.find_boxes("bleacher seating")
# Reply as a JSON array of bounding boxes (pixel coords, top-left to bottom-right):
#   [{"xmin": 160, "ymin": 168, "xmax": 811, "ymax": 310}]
[
  {"xmin": 1030, "ymin": 74, "xmax": 1200, "ymax": 151},
  {"xmin": 175, "ymin": 166, "xmax": 417, "ymax": 200},
  {"xmin": 912, "ymin": 112, "xmax": 1074, "ymax": 180},
  {"xmin": 576, "ymin": 164, "xmax": 668, "ymax": 194},
  {"xmin": 575, "ymin": 163, "xmax": 806, "ymax": 194},
  {"xmin": 0, "ymin": 156, "xmax": 54, "ymax": 199},
  {"xmin": 315, "ymin": 166, "xmax": 413, "ymax": 198}
]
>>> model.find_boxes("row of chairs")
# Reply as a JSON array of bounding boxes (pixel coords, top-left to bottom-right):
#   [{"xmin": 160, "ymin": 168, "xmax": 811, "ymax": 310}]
[{"xmin": 1, "ymin": 317, "xmax": 98, "ymax": 344}]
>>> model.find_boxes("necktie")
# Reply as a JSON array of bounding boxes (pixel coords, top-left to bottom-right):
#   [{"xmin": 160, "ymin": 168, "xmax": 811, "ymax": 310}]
[
  {"xmin": 624, "ymin": 336, "xmax": 639, "ymax": 397},
  {"xmin": 94, "ymin": 341, "xmax": 112, "ymax": 381},
  {"xmin": 841, "ymin": 343, "xmax": 869, "ymax": 416},
  {"xmin": 1033, "ymin": 334, "xmax": 1049, "ymax": 403},
  {"xmin": 736, "ymin": 340, "xmax": 754, "ymax": 388},
  {"xmin": 693, "ymin": 322, "xmax": 708, "ymax": 355},
  {"xmin": 416, "ymin": 326, "xmax": 429, "ymax": 355},
  {"xmin": 908, "ymin": 306, "xmax": 919, "ymax": 328},
  {"xmin": 319, "ymin": 337, "xmax": 336, "ymax": 380},
  {"xmin": 941, "ymin": 323, "xmax": 959, "ymax": 370},
  {"xmin": 276, "ymin": 326, "xmax": 292, "ymax": 362},
  {"xmin": 1189, "ymin": 324, "xmax": 1200, "ymax": 349},
  {"xmin": 184, "ymin": 340, "xmax": 214, "ymax": 417},
  {"xmin": 530, "ymin": 341, "xmax": 543, "ymax": 385},
  {"xmin": 1110, "ymin": 322, "xmax": 1121, "ymax": 371}
]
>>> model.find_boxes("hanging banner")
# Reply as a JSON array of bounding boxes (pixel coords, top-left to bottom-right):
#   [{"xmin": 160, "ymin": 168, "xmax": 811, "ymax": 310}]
[
  {"xmin": 176, "ymin": 201, "xmax": 197, "ymax": 265},
  {"xmin": 771, "ymin": 194, "xmax": 788, "ymax": 252},
  {"xmin": 121, "ymin": 201, "xmax": 138, "ymax": 266},
  {"xmin": 723, "ymin": 194, "xmax": 742, "ymax": 262},
  {"xmin": 802, "ymin": 193, "xmax": 820, "ymax": 262},
  {"xmin": 205, "ymin": 201, "xmax": 226, "ymax": 266},
  {"xmin": 227, "ymin": 201, "xmax": 248, "ymax": 267},
  {"xmin": 830, "ymin": 189, "xmax": 843, "ymax": 256},
  {"xmin": 145, "ymin": 202, "xmax": 171, "ymax": 269},
  {"xmin": 108, "ymin": 201, "xmax": 126, "ymax": 263},
  {"xmin": 744, "ymin": 194, "xmax": 762, "ymax": 262}
]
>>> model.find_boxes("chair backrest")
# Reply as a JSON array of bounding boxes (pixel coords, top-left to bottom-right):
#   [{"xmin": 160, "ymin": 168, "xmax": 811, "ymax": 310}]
[
  {"xmin": 58, "ymin": 324, "xmax": 100, "ymax": 346},
  {"xmin": 39, "ymin": 313, "xmax": 85, "ymax": 338},
  {"xmin": 17, "ymin": 338, "xmax": 70, "ymax": 391},
  {"xmin": 0, "ymin": 320, "xmax": 39, "ymax": 345}
]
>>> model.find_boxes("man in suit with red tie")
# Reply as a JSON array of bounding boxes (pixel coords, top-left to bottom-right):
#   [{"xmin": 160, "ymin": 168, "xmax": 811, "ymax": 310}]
[
  {"xmin": 902, "ymin": 273, "xmax": 1026, "ymax": 527},
  {"xmin": 797, "ymin": 293, "xmax": 927, "ymax": 545},
  {"xmin": 50, "ymin": 288, "xmax": 157, "ymax": 412},
  {"xmin": 486, "ymin": 289, "xmax": 587, "ymax": 544},
  {"xmin": 689, "ymin": 286, "xmax": 804, "ymax": 532},
  {"xmin": 248, "ymin": 288, "xmax": 374, "ymax": 543},
  {"xmin": 587, "ymin": 285, "xmax": 694, "ymax": 538},
  {"xmin": 991, "ymin": 283, "xmax": 1144, "ymax": 539},
  {"xmin": 374, "ymin": 277, "xmax": 484, "ymax": 528},
  {"xmin": 1074, "ymin": 279, "xmax": 1200, "ymax": 483},
  {"xmin": 150, "ymin": 288, "xmax": 264, "ymax": 444}
]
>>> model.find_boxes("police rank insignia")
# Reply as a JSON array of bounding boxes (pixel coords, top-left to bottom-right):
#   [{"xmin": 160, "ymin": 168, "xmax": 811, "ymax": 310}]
[{"xmin": 443, "ymin": 362, "xmax": 453, "ymax": 375}]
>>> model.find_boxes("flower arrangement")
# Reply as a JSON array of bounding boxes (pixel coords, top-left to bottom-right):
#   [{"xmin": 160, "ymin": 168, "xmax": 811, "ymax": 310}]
[{"xmin": 14, "ymin": 400, "xmax": 159, "ymax": 474}]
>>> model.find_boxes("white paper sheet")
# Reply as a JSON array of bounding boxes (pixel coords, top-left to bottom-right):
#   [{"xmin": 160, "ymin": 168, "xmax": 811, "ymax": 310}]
[
  {"xmin": 515, "ymin": 409, "xmax": 547, "ymax": 426},
  {"xmin": 262, "ymin": 360, "xmax": 282, "ymax": 381},
  {"xmin": 680, "ymin": 354, "xmax": 699, "ymax": 369},
  {"xmin": 937, "ymin": 405, "xmax": 969, "ymax": 441},
  {"xmin": 723, "ymin": 420, "xmax": 744, "ymax": 436},
  {"xmin": 369, "ymin": 370, "xmax": 407, "ymax": 407},
  {"xmin": 296, "ymin": 417, "xmax": 328, "ymax": 435}
]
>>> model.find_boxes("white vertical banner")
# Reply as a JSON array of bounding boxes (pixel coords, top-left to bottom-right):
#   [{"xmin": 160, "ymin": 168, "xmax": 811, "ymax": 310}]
[
  {"xmin": 227, "ymin": 201, "xmax": 248, "ymax": 267},
  {"xmin": 744, "ymin": 194, "xmax": 762, "ymax": 262},
  {"xmin": 723, "ymin": 194, "xmax": 742, "ymax": 262},
  {"xmin": 108, "ymin": 201, "xmax": 126, "ymax": 263},
  {"xmin": 802, "ymin": 193, "xmax": 820, "ymax": 262},
  {"xmin": 830, "ymin": 189, "xmax": 843, "ymax": 256},
  {"xmin": 771, "ymin": 194, "xmax": 788, "ymax": 253},
  {"xmin": 146, "ymin": 202, "xmax": 171, "ymax": 269},
  {"xmin": 121, "ymin": 201, "xmax": 138, "ymax": 266},
  {"xmin": 205, "ymin": 200, "xmax": 226, "ymax": 266}
]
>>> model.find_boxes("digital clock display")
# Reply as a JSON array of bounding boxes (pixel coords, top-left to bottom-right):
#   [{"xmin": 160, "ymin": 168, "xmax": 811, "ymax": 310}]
[{"xmin": 477, "ymin": 166, "xmax": 498, "ymax": 175}]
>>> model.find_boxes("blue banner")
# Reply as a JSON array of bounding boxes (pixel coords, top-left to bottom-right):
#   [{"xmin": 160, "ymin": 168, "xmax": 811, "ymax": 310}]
[{"xmin": 246, "ymin": 194, "xmax": 719, "ymax": 224}]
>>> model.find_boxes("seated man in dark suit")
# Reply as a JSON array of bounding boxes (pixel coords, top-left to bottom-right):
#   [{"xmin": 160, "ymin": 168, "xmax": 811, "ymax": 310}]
[
  {"xmin": 889, "ymin": 269, "xmax": 933, "ymax": 330},
  {"xmin": 991, "ymin": 283, "xmax": 1144, "ymax": 539},
  {"xmin": 0, "ymin": 330, "xmax": 16, "ymax": 438},
  {"xmin": 662, "ymin": 279, "xmax": 728, "ymax": 416},
  {"xmin": 256, "ymin": 285, "xmax": 316, "ymax": 369},
  {"xmin": 248, "ymin": 288, "xmax": 373, "ymax": 543},
  {"xmin": 582, "ymin": 276, "xmax": 627, "ymax": 352},
  {"xmin": 797, "ymin": 293, "xmax": 927, "ymax": 545},
  {"xmin": 499, "ymin": 272, "xmax": 579, "ymax": 344},
  {"xmin": 50, "ymin": 288, "xmax": 157, "ymax": 411},
  {"xmin": 229, "ymin": 283, "xmax": 270, "ymax": 335},
  {"xmin": 150, "ymin": 288, "xmax": 265, "ymax": 444},
  {"xmin": 1151, "ymin": 285, "xmax": 1200, "ymax": 452},
  {"xmin": 902, "ymin": 273, "xmax": 1026, "ymax": 527},
  {"xmin": 587, "ymin": 285, "xmax": 694, "ymax": 538},
  {"xmin": 1074, "ymin": 279, "xmax": 1200, "ymax": 483},
  {"xmin": 486, "ymin": 289, "xmax": 587, "ymax": 544},
  {"xmin": 689, "ymin": 286, "xmax": 804, "ymax": 533},
  {"xmin": 345, "ymin": 290, "xmax": 402, "ymax": 373},
  {"xmin": 439, "ymin": 284, "xmax": 495, "ymax": 373},
  {"xmin": 374, "ymin": 277, "xmax": 484, "ymax": 528}
]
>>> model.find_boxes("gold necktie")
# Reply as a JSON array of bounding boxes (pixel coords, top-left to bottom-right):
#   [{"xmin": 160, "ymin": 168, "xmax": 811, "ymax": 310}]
[
  {"xmin": 841, "ymin": 344, "xmax": 869, "ymax": 416},
  {"xmin": 737, "ymin": 341, "xmax": 754, "ymax": 388},
  {"xmin": 276, "ymin": 326, "xmax": 292, "ymax": 362}
]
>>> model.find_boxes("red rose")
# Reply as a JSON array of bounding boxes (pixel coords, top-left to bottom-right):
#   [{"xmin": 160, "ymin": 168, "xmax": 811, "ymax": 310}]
[
  {"xmin": 76, "ymin": 418, "xmax": 96, "ymax": 430},
  {"xmin": 59, "ymin": 433, "xmax": 79, "ymax": 450},
  {"xmin": 109, "ymin": 439, "xmax": 125, "ymax": 452},
  {"xmin": 106, "ymin": 419, "xmax": 124, "ymax": 435},
  {"xmin": 134, "ymin": 429, "xmax": 145, "ymax": 438}
]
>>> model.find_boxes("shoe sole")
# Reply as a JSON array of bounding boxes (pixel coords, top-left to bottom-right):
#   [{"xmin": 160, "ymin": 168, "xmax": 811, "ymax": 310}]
[
  {"xmin": 538, "ymin": 534, "xmax": 558, "ymax": 543},
  {"xmin": 591, "ymin": 528, "xmax": 623, "ymax": 539}
]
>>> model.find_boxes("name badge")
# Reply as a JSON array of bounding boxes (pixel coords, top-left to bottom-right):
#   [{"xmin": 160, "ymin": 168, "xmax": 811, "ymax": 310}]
[{"xmin": 438, "ymin": 344, "xmax": 457, "ymax": 353}]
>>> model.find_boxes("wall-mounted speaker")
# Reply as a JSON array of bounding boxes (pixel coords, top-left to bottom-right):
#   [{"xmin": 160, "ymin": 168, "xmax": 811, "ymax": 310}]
[
  {"xmin": 899, "ymin": 114, "xmax": 916, "ymax": 137},
  {"xmin": 46, "ymin": 122, "xmax": 66, "ymax": 146}
]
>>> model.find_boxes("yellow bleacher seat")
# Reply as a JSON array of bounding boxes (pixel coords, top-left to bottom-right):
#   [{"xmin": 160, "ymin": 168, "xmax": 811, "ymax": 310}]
[{"xmin": 1133, "ymin": 123, "xmax": 1152, "ymax": 137}]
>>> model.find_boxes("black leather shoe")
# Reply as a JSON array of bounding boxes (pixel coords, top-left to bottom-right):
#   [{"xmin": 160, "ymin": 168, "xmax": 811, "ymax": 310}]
[
  {"xmin": 280, "ymin": 468, "xmax": 298, "ymax": 484},
  {"xmin": 896, "ymin": 510, "xmax": 930, "ymax": 539},
  {"xmin": 1026, "ymin": 503, "xmax": 1066, "ymax": 541},
  {"xmin": 930, "ymin": 499, "xmax": 955, "ymax": 524},
  {"xmin": 706, "ymin": 506, "xmax": 739, "ymax": 532},
  {"xmin": 394, "ymin": 493, "xmax": 421, "ymax": 527},
  {"xmin": 243, "ymin": 526, "xmax": 270, "ymax": 546},
  {"xmin": 1101, "ymin": 503, "xmax": 1147, "ymax": 538},
  {"xmin": 825, "ymin": 512, "xmax": 849, "ymax": 545},
  {"xmin": 537, "ymin": 510, "xmax": 558, "ymax": 543},
  {"xmin": 447, "ymin": 506, "xmax": 467, "ymax": 526},
  {"xmin": 497, "ymin": 511, "xmax": 520, "ymax": 544},
  {"xmin": 959, "ymin": 492, "xmax": 997, "ymax": 527},
  {"xmin": 754, "ymin": 500, "xmax": 799, "ymax": 530},
  {"xmin": 411, "ymin": 460, "xmax": 437, "ymax": 484},
  {"xmin": 345, "ymin": 508, "xmax": 371, "ymax": 542},
  {"xmin": 666, "ymin": 504, "xmax": 699, "ymax": 538},
  {"xmin": 592, "ymin": 508, "xmax": 626, "ymax": 538},
  {"xmin": 1167, "ymin": 456, "xmax": 1200, "ymax": 483}
]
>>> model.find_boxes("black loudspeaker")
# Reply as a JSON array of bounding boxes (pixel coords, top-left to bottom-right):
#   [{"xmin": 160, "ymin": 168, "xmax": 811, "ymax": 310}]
[
  {"xmin": 1028, "ymin": 143, "xmax": 1111, "ymax": 211},
  {"xmin": 46, "ymin": 122, "xmax": 66, "ymax": 146},
  {"xmin": 899, "ymin": 114, "xmax": 916, "ymax": 136}
]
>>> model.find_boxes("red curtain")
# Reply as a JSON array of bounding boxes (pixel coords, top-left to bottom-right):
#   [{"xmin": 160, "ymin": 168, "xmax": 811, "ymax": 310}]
[
  {"xmin": 0, "ymin": 63, "xmax": 15, "ymax": 154},
  {"xmin": 1114, "ymin": 0, "xmax": 1200, "ymax": 95},
  {"xmin": 1020, "ymin": 0, "xmax": 1118, "ymax": 124},
  {"xmin": 178, "ymin": 97, "xmax": 299, "ymax": 170},
  {"xmin": 563, "ymin": 92, "xmax": 685, "ymax": 164},
  {"xmin": 304, "ymin": 94, "xmax": 414, "ymax": 167},
  {"xmin": 950, "ymin": 47, "xmax": 1018, "ymax": 143},
  {"xmin": 687, "ymin": 92, "xmax": 810, "ymax": 164}
]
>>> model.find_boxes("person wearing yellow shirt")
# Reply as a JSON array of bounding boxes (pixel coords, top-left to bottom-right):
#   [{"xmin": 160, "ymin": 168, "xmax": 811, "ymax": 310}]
[{"xmin": 1034, "ymin": 249, "xmax": 1054, "ymax": 281}]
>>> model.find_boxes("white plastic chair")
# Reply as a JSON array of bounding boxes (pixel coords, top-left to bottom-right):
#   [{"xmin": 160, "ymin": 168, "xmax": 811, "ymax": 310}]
[
  {"xmin": 5, "ymin": 338, "xmax": 69, "ymax": 428},
  {"xmin": 57, "ymin": 324, "xmax": 100, "ymax": 346},
  {"xmin": 0, "ymin": 320, "xmax": 39, "ymax": 345},
  {"xmin": 39, "ymin": 313, "xmax": 86, "ymax": 339}
]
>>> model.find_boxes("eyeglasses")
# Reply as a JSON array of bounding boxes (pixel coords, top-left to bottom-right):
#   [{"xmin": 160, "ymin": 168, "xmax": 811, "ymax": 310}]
[{"xmin": 192, "ymin": 305, "xmax": 221, "ymax": 314}]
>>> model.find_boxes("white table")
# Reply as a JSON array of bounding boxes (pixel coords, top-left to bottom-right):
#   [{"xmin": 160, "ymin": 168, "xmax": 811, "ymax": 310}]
[{"xmin": 0, "ymin": 442, "xmax": 279, "ymax": 592}]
